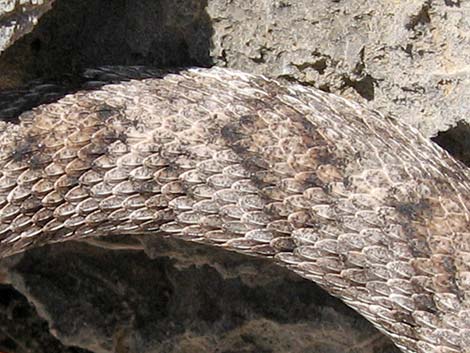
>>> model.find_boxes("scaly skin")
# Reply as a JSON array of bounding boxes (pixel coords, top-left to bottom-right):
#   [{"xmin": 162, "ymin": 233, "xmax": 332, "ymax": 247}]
[{"xmin": 0, "ymin": 67, "xmax": 469, "ymax": 353}]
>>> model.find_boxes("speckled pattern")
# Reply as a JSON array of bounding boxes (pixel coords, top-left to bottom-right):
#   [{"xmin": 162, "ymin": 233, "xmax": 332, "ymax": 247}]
[
  {"xmin": 0, "ymin": 67, "xmax": 469, "ymax": 353},
  {"xmin": 0, "ymin": 0, "xmax": 55, "ymax": 53}
]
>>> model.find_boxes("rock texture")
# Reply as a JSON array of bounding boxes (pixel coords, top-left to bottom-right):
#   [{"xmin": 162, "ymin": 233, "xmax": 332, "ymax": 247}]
[
  {"xmin": 0, "ymin": 0, "xmax": 54, "ymax": 53},
  {"xmin": 1, "ymin": 237, "xmax": 399, "ymax": 353},
  {"xmin": 207, "ymin": 0, "xmax": 470, "ymax": 137},
  {"xmin": 0, "ymin": 284, "xmax": 89, "ymax": 353},
  {"xmin": 0, "ymin": 0, "xmax": 469, "ymax": 136}
]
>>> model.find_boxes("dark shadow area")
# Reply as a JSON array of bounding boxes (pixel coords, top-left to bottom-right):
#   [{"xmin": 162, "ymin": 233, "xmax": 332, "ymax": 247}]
[
  {"xmin": 1, "ymin": 237, "xmax": 400, "ymax": 353},
  {"xmin": 0, "ymin": 65, "xmax": 181, "ymax": 123},
  {"xmin": 0, "ymin": 284, "xmax": 91, "ymax": 353},
  {"xmin": 0, "ymin": 0, "xmax": 213, "ymax": 83},
  {"xmin": 432, "ymin": 121, "xmax": 470, "ymax": 167},
  {"xmin": 343, "ymin": 74, "xmax": 376, "ymax": 101},
  {"xmin": 0, "ymin": 0, "xmax": 213, "ymax": 118}
]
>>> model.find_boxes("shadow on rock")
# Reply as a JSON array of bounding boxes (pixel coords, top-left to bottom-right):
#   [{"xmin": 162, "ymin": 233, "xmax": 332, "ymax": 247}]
[
  {"xmin": 1, "ymin": 236, "xmax": 400, "ymax": 353},
  {"xmin": 0, "ymin": 0, "xmax": 214, "ymax": 89}
]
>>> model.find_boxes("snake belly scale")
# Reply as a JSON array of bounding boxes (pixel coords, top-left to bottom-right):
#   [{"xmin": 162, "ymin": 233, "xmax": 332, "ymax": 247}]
[{"xmin": 0, "ymin": 66, "xmax": 469, "ymax": 353}]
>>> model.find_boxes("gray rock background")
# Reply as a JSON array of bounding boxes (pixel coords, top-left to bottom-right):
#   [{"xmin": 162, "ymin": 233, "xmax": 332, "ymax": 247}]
[
  {"xmin": 0, "ymin": 0, "xmax": 55, "ymax": 54},
  {"xmin": 208, "ymin": 0, "xmax": 470, "ymax": 137}
]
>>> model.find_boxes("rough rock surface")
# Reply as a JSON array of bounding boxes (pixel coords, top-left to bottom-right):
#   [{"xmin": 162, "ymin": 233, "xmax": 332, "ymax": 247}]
[
  {"xmin": 207, "ymin": 0, "xmax": 470, "ymax": 137},
  {"xmin": 1, "ymin": 237, "xmax": 399, "ymax": 353},
  {"xmin": 0, "ymin": 0, "xmax": 469, "ymax": 136},
  {"xmin": 0, "ymin": 0, "xmax": 55, "ymax": 54},
  {"xmin": 0, "ymin": 284, "xmax": 88, "ymax": 353}
]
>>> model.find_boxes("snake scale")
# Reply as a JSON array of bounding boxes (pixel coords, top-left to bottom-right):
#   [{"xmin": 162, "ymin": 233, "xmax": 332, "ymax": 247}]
[{"xmin": 0, "ymin": 66, "xmax": 469, "ymax": 353}]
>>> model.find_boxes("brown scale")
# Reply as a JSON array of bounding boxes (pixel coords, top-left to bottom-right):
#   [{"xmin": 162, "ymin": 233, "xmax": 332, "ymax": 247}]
[{"xmin": 0, "ymin": 67, "xmax": 469, "ymax": 353}]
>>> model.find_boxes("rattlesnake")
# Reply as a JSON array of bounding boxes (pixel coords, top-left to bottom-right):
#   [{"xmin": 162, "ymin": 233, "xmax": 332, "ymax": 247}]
[{"xmin": 0, "ymin": 66, "xmax": 469, "ymax": 353}]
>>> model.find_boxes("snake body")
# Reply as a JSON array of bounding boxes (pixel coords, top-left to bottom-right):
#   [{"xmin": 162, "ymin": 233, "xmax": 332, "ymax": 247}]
[{"xmin": 0, "ymin": 66, "xmax": 469, "ymax": 353}]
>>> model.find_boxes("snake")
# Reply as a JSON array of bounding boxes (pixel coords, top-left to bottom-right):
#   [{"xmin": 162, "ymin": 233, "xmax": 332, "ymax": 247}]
[{"xmin": 0, "ymin": 65, "xmax": 469, "ymax": 353}]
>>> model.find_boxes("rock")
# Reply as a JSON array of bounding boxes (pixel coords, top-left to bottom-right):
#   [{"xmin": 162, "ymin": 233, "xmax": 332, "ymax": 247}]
[
  {"xmin": 0, "ymin": 284, "xmax": 89, "ymax": 353},
  {"xmin": 1, "ymin": 0, "xmax": 469, "ymax": 136},
  {"xmin": 0, "ymin": 236, "xmax": 400, "ymax": 353},
  {"xmin": 206, "ymin": 0, "xmax": 470, "ymax": 137},
  {"xmin": 0, "ymin": 0, "xmax": 55, "ymax": 54},
  {"xmin": 0, "ymin": 0, "xmax": 213, "ymax": 89},
  {"xmin": 432, "ymin": 120, "xmax": 470, "ymax": 166}
]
